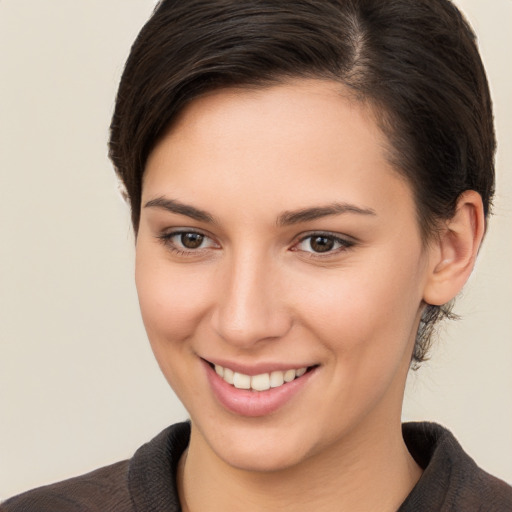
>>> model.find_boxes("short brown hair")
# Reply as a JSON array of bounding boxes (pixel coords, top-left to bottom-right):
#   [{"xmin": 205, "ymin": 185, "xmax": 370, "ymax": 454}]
[{"xmin": 109, "ymin": 0, "xmax": 495, "ymax": 364}]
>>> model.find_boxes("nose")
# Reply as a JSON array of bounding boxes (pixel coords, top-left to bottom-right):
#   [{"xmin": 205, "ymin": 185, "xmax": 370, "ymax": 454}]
[{"xmin": 210, "ymin": 250, "xmax": 292, "ymax": 348}]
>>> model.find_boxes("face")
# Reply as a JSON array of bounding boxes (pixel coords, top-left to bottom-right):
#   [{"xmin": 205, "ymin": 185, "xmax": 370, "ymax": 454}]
[{"xmin": 136, "ymin": 80, "xmax": 433, "ymax": 472}]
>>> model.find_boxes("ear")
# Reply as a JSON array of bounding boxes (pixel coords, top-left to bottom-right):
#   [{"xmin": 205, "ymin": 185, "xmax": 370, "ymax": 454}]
[{"xmin": 423, "ymin": 190, "xmax": 486, "ymax": 306}]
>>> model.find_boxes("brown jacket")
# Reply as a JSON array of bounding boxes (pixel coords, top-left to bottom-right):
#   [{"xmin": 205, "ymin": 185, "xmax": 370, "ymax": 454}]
[{"xmin": 2, "ymin": 422, "xmax": 511, "ymax": 511}]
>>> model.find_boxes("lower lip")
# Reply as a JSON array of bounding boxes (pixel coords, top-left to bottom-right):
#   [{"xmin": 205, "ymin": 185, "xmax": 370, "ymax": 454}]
[{"xmin": 203, "ymin": 361, "xmax": 317, "ymax": 417}]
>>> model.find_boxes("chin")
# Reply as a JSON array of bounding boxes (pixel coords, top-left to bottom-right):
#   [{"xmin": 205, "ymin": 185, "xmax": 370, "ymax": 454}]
[
  {"xmin": 194, "ymin": 418, "xmax": 321, "ymax": 474},
  {"xmin": 219, "ymin": 441, "xmax": 310, "ymax": 474}
]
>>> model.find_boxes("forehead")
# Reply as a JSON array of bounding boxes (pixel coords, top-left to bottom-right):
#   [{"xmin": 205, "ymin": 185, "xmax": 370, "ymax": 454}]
[
  {"xmin": 160, "ymin": 80, "xmax": 383, "ymax": 153},
  {"xmin": 143, "ymin": 79, "xmax": 414, "ymax": 224}
]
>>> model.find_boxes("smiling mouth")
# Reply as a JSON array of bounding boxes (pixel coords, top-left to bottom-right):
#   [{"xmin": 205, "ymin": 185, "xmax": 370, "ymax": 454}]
[{"xmin": 208, "ymin": 362, "xmax": 316, "ymax": 392}]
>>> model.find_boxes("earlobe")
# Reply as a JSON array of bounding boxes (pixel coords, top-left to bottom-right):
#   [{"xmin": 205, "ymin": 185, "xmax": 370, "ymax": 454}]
[{"xmin": 423, "ymin": 191, "xmax": 485, "ymax": 306}]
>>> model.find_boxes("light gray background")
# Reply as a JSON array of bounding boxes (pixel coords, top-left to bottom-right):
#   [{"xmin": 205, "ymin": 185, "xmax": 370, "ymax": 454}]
[{"xmin": 1, "ymin": 0, "xmax": 511, "ymax": 499}]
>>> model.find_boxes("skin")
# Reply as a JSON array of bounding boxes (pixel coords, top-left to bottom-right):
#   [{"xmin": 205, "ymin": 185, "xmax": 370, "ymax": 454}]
[{"xmin": 135, "ymin": 79, "xmax": 484, "ymax": 511}]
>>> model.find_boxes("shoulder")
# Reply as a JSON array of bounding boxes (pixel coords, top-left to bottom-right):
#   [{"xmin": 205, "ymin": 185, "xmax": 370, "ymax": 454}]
[
  {"xmin": 400, "ymin": 422, "xmax": 512, "ymax": 511},
  {"xmin": 0, "ymin": 460, "xmax": 131, "ymax": 512},
  {"xmin": 1, "ymin": 421, "xmax": 191, "ymax": 512}
]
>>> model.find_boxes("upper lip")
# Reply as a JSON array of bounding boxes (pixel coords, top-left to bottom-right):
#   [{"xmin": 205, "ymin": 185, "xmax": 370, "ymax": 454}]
[{"xmin": 202, "ymin": 357, "xmax": 316, "ymax": 376}]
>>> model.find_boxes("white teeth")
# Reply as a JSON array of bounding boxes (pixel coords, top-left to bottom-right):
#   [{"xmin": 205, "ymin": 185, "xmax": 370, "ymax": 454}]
[
  {"xmin": 251, "ymin": 373, "xmax": 271, "ymax": 391},
  {"xmin": 284, "ymin": 369, "xmax": 296, "ymax": 382},
  {"xmin": 233, "ymin": 372, "xmax": 251, "ymax": 389},
  {"xmin": 223, "ymin": 367, "xmax": 234, "ymax": 385},
  {"xmin": 270, "ymin": 371, "xmax": 284, "ymax": 388},
  {"xmin": 296, "ymin": 367, "xmax": 307, "ymax": 377},
  {"xmin": 214, "ymin": 365, "xmax": 309, "ymax": 391}
]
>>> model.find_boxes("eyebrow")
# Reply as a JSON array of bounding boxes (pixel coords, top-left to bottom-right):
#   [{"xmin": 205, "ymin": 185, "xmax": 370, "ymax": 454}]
[
  {"xmin": 277, "ymin": 202, "xmax": 376, "ymax": 226},
  {"xmin": 144, "ymin": 196, "xmax": 376, "ymax": 226},
  {"xmin": 144, "ymin": 197, "xmax": 216, "ymax": 223}
]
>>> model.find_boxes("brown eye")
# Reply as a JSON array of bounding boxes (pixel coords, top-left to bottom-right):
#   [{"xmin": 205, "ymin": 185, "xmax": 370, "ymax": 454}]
[
  {"xmin": 309, "ymin": 236, "xmax": 335, "ymax": 253},
  {"xmin": 293, "ymin": 233, "xmax": 353, "ymax": 255},
  {"xmin": 180, "ymin": 232, "xmax": 205, "ymax": 249},
  {"xmin": 158, "ymin": 230, "xmax": 218, "ymax": 254}
]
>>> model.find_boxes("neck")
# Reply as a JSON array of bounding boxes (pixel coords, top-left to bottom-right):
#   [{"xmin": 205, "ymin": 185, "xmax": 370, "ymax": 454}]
[{"xmin": 178, "ymin": 417, "xmax": 422, "ymax": 512}]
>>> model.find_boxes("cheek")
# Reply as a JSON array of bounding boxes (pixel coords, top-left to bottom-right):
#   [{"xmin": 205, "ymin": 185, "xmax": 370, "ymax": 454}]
[
  {"xmin": 295, "ymin": 249, "xmax": 426, "ymax": 356},
  {"xmin": 135, "ymin": 249, "xmax": 212, "ymax": 345},
  {"xmin": 134, "ymin": 250, "xmax": 216, "ymax": 401}
]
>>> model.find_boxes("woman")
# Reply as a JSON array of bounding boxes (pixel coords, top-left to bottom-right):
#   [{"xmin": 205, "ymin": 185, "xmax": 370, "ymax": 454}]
[{"xmin": 2, "ymin": 0, "xmax": 511, "ymax": 510}]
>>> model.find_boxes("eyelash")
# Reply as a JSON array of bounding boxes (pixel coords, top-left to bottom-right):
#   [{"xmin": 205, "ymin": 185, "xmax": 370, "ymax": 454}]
[
  {"xmin": 157, "ymin": 230, "xmax": 219, "ymax": 256},
  {"xmin": 156, "ymin": 230, "xmax": 355, "ymax": 257},
  {"xmin": 292, "ymin": 232, "xmax": 355, "ymax": 257}
]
